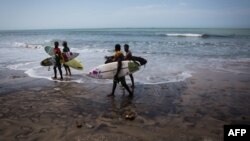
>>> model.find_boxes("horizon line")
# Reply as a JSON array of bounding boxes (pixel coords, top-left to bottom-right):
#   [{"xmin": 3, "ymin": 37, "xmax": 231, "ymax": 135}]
[{"xmin": 1, "ymin": 27, "xmax": 250, "ymax": 31}]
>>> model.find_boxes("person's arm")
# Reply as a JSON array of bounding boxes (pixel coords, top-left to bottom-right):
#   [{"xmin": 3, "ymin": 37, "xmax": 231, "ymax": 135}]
[
  {"xmin": 105, "ymin": 55, "xmax": 114, "ymax": 60},
  {"xmin": 104, "ymin": 55, "xmax": 114, "ymax": 64}
]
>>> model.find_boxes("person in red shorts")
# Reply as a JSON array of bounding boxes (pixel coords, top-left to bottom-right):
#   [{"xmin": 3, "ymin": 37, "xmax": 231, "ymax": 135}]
[{"xmin": 52, "ymin": 41, "xmax": 63, "ymax": 80}]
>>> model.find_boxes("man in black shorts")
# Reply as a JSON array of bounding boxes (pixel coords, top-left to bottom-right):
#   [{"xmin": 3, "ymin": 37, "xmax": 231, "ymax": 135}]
[{"xmin": 107, "ymin": 44, "xmax": 133, "ymax": 97}]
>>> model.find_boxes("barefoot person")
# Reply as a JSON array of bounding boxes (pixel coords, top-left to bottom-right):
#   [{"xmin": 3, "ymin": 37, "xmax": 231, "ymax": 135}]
[
  {"xmin": 52, "ymin": 41, "xmax": 63, "ymax": 80},
  {"xmin": 107, "ymin": 44, "xmax": 133, "ymax": 97},
  {"xmin": 124, "ymin": 44, "xmax": 135, "ymax": 88},
  {"xmin": 62, "ymin": 41, "xmax": 71, "ymax": 76}
]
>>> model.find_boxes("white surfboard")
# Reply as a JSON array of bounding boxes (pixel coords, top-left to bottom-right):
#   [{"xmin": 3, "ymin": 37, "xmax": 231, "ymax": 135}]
[{"xmin": 87, "ymin": 61, "xmax": 140, "ymax": 79}]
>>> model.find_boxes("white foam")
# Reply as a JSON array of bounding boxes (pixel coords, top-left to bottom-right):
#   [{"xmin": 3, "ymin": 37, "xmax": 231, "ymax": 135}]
[
  {"xmin": 136, "ymin": 71, "xmax": 193, "ymax": 85},
  {"xmin": 13, "ymin": 42, "xmax": 43, "ymax": 49},
  {"xmin": 44, "ymin": 39, "xmax": 52, "ymax": 43},
  {"xmin": 166, "ymin": 33, "xmax": 203, "ymax": 37},
  {"xmin": 13, "ymin": 42, "xmax": 27, "ymax": 47},
  {"xmin": 70, "ymin": 48, "xmax": 111, "ymax": 54},
  {"xmin": 7, "ymin": 62, "xmax": 37, "ymax": 71},
  {"xmin": 7, "ymin": 60, "xmax": 192, "ymax": 84},
  {"xmin": 24, "ymin": 66, "xmax": 87, "ymax": 83},
  {"xmin": 25, "ymin": 66, "xmax": 53, "ymax": 80}
]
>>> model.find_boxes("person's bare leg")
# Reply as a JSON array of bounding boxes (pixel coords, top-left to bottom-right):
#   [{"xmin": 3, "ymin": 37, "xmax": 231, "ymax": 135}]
[
  {"xmin": 68, "ymin": 67, "xmax": 71, "ymax": 76},
  {"xmin": 58, "ymin": 67, "xmax": 63, "ymax": 80},
  {"xmin": 107, "ymin": 81, "xmax": 117, "ymax": 97},
  {"xmin": 53, "ymin": 66, "xmax": 57, "ymax": 79},
  {"xmin": 121, "ymin": 79, "xmax": 133, "ymax": 97},
  {"xmin": 129, "ymin": 74, "xmax": 134, "ymax": 88}
]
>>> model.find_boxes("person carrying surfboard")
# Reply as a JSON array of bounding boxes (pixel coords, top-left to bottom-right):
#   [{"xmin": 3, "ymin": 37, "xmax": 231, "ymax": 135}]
[
  {"xmin": 62, "ymin": 41, "xmax": 72, "ymax": 76},
  {"xmin": 124, "ymin": 44, "xmax": 135, "ymax": 88},
  {"xmin": 107, "ymin": 44, "xmax": 133, "ymax": 97},
  {"xmin": 52, "ymin": 41, "xmax": 63, "ymax": 80}
]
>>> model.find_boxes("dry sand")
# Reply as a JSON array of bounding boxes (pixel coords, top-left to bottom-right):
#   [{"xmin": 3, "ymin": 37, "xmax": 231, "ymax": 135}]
[{"xmin": 0, "ymin": 68, "xmax": 250, "ymax": 141}]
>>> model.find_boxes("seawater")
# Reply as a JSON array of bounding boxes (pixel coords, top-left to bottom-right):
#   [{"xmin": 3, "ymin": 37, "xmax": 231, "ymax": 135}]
[{"xmin": 1, "ymin": 28, "xmax": 250, "ymax": 84}]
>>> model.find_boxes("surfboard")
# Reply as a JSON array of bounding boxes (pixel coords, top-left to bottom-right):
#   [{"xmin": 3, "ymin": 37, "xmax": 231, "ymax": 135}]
[
  {"xmin": 64, "ymin": 59, "xmax": 83, "ymax": 70},
  {"xmin": 44, "ymin": 46, "xmax": 83, "ymax": 70},
  {"xmin": 40, "ymin": 57, "xmax": 83, "ymax": 70},
  {"xmin": 40, "ymin": 57, "xmax": 55, "ymax": 66},
  {"xmin": 44, "ymin": 46, "xmax": 55, "ymax": 56},
  {"xmin": 87, "ymin": 61, "xmax": 140, "ymax": 79},
  {"xmin": 44, "ymin": 46, "xmax": 79, "ymax": 61},
  {"xmin": 131, "ymin": 56, "xmax": 147, "ymax": 66},
  {"xmin": 105, "ymin": 56, "xmax": 147, "ymax": 66}
]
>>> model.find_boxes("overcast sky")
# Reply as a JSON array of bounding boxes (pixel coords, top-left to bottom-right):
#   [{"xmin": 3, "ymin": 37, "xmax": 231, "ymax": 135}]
[{"xmin": 0, "ymin": 0, "xmax": 250, "ymax": 30}]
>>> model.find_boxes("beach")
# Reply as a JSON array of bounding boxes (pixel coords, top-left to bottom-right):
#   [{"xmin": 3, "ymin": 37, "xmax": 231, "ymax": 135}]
[
  {"xmin": 1, "ymin": 66, "xmax": 250, "ymax": 141},
  {"xmin": 0, "ymin": 0, "xmax": 250, "ymax": 139},
  {"xmin": 0, "ymin": 28, "xmax": 250, "ymax": 140}
]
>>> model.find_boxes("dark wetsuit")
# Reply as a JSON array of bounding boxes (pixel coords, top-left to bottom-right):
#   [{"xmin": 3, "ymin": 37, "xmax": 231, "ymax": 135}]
[{"xmin": 53, "ymin": 48, "xmax": 63, "ymax": 79}]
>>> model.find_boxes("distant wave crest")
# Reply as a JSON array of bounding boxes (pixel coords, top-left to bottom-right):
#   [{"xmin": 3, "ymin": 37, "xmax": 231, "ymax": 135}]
[
  {"xmin": 14, "ymin": 42, "xmax": 43, "ymax": 49},
  {"xmin": 165, "ymin": 33, "xmax": 204, "ymax": 37},
  {"xmin": 161, "ymin": 33, "xmax": 235, "ymax": 38}
]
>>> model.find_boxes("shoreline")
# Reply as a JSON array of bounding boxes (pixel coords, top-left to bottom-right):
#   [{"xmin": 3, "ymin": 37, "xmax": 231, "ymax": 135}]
[{"xmin": 0, "ymin": 68, "xmax": 250, "ymax": 141}]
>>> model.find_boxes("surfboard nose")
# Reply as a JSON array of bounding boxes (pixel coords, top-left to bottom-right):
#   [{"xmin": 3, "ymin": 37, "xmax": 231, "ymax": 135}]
[
  {"xmin": 86, "ymin": 71, "xmax": 95, "ymax": 78},
  {"xmin": 86, "ymin": 72, "xmax": 92, "ymax": 77}
]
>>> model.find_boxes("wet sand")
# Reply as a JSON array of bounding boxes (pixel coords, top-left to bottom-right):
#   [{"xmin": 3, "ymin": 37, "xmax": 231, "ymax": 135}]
[{"xmin": 0, "ymin": 68, "xmax": 250, "ymax": 141}]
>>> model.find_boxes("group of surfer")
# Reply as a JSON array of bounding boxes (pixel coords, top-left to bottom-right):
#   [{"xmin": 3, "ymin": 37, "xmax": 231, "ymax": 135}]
[
  {"xmin": 52, "ymin": 42, "xmax": 135, "ymax": 97},
  {"xmin": 105, "ymin": 44, "xmax": 135, "ymax": 97},
  {"xmin": 52, "ymin": 41, "xmax": 71, "ymax": 80}
]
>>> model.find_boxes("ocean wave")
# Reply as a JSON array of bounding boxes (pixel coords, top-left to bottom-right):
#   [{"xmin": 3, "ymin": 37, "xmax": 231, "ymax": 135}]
[
  {"xmin": 141, "ymin": 71, "xmax": 192, "ymax": 85},
  {"xmin": 24, "ymin": 67, "xmax": 86, "ymax": 83},
  {"xmin": 70, "ymin": 48, "xmax": 112, "ymax": 54},
  {"xmin": 165, "ymin": 33, "xmax": 204, "ymax": 37},
  {"xmin": 13, "ymin": 42, "xmax": 44, "ymax": 49},
  {"xmin": 7, "ymin": 60, "xmax": 192, "ymax": 84},
  {"xmin": 160, "ymin": 33, "xmax": 235, "ymax": 38},
  {"xmin": 7, "ymin": 62, "xmax": 37, "ymax": 70},
  {"xmin": 103, "ymin": 32, "xmax": 241, "ymax": 38}
]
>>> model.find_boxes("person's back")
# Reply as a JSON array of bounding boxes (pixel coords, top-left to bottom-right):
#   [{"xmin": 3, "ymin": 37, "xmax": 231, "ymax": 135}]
[
  {"xmin": 62, "ymin": 41, "xmax": 71, "ymax": 76},
  {"xmin": 54, "ymin": 50, "xmax": 61, "ymax": 64},
  {"xmin": 54, "ymin": 43, "xmax": 62, "ymax": 64},
  {"xmin": 113, "ymin": 50, "xmax": 124, "ymax": 62},
  {"xmin": 53, "ymin": 41, "xmax": 63, "ymax": 80},
  {"xmin": 63, "ymin": 45, "xmax": 70, "ymax": 53},
  {"xmin": 124, "ymin": 44, "xmax": 135, "ymax": 88},
  {"xmin": 124, "ymin": 44, "xmax": 132, "ymax": 60}
]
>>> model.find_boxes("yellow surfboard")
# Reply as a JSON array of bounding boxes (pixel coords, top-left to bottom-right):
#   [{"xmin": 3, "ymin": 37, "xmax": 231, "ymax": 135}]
[
  {"xmin": 64, "ymin": 59, "xmax": 83, "ymax": 70},
  {"xmin": 45, "ymin": 46, "xmax": 83, "ymax": 70}
]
